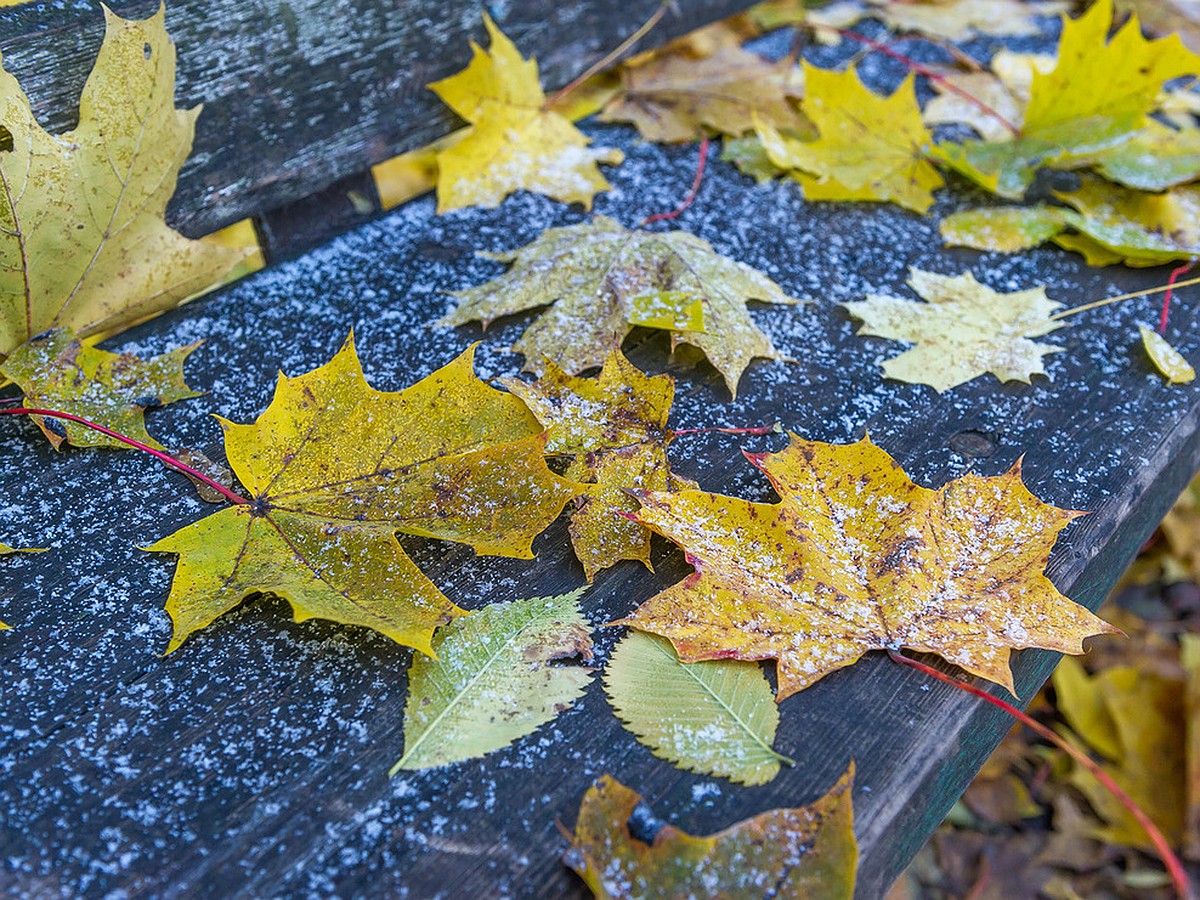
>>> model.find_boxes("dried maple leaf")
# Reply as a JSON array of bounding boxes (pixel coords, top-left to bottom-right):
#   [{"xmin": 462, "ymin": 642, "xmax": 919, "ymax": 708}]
[
  {"xmin": 0, "ymin": 328, "xmax": 200, "ymax": 450},
  {"xmin": 501, "ymin": 350, "xmax": 691, "ymax": 579},
  {"xmin": 933, "ymin": 0, "xmax": 1200, "ymax": 198},
  {"xmin": 842, "ymin": 268, "xmax": 1064, "ymax": 392},
  {"xmin": 148, "ymin": 336, "xmax": 576, "ymax": 654},
  {"xmin": 440, "ymin": 216, "xmax": 794, "ymax": 396},
  {"xmin": 427, "ymin": 15, "xmax": 622, "ymax": 212},
  {"xmin": 563, "ymin": 765, "xmax": 857, "ymax": 899},
  {"xmin": 620, "ymin": 434, "xmax": 1115, "ymax": 701},
  {"xmin": 0, "ymin": 7, "xmax": 249, "ymax": 358},
  {"xmin": 756, "ymin": 63, "xmax": 944, "ymax": 214},
  {"xmin": 597, "ymin": 43, "xmax": 808, "ymax": 143},
  {"xmin": 392, "ymin": 590, "xmax": 592, "ymax": 772},
  {"xmin": 943, "ymin": 178, "xmax": 1200, "ymax": 266}
]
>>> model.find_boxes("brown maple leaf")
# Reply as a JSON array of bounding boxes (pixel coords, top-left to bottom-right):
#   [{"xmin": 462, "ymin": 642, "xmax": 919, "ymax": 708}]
[{"xmin": 619, "ymin": 434, "xmax": 1116, "ymax": 700}]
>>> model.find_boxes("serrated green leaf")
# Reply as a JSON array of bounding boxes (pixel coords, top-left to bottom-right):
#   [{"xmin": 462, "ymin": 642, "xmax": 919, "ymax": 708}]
[
  {"xmin": 392, "ymin": 590, "xmax": 593, "ymax": 772},
  {"xmin": 603, "ymin": 631, "xmax": 791, "ymax": 785}
]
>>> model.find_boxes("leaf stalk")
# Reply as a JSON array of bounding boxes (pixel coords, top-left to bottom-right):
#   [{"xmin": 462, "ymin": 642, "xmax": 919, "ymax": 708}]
[
  {"xmin": 0, "ymin": 406, "xmax": 250, "ymax": 506},
  {"xmin": 887, "ymin": 649, "xmax": 1192, "ymax": 900}
]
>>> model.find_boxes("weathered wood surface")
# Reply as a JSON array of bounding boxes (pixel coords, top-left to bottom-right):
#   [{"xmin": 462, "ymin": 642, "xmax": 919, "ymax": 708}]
[
  {"xmin": 0, "ymin": 0, "xmax": 747, "ymax": 243},
  {"xmin": 3, "ymin": 113, "xmax": 1198, "ymax": 893},
  {"xmin": 3, "ymin": 11, "xmax": 1200, "ymax": 900}
]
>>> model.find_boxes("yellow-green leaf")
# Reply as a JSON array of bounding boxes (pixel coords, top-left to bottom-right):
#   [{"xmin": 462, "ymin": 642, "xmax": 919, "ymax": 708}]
[
  {"xmin": 564, "ymin": 766, "xmax": 858, "ymax": 899},
  {"xmin": 0, "ymin": 328, "xmax": 200, "ymax": 450},
  {"xmin": 620, "ymin": 434, "xmax": 1115, "ymax": 700},
  {"xmin": 0, "ymin": 6, "xmax": 250, "ymax": 358},
  {"xmin": 441, "ymin": 216, "xmax": 794, "ymax": 395},
  {"xmin": 933, "ymin": 0, "xmax": 1200, "ymax": 198},
  {"xmin": 604, "ymin": 631, "xmax": 791, "ymax": 785},
  {"xmin": 392, "ymin": 590, "xmax": 593, "ymax": 772},
  {"xmin": 943, "ymin": 178, "xmax": 1200, "ymax": 266},
  {"xmin": 147, "ymin": 336, "xmax": 576, "ymax": 654},
  {"xmin": 758, "ymin": 64, "xmax": 943, "ymax": 213},
  {"xmin": 428, "ymin": 15, "xmax": 622, "ymax": 212},
  {"xmin": 842, "ymin": 268, "xmax": 1064, "ymax": 392},
  {"xmin": 1140, "ymin": 326, "xmax": 1196, "ymax": 384}
]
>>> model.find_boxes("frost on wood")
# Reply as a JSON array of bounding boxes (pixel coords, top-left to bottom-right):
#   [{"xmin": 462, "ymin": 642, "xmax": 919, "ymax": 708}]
[
  {"xmin": 564, "ymin": 765, "xmax": 857, "ymax": 899},
  {"xmin": 620, "ymin": 434, "xmax": 1116, "ymax": 701},
  {"xmin": 428, "ymin": 14, "xmax": 622, "ymax": 212},
  {"xmin": 842, "ymin": 268, "xmax": 1065, "ymax": 392},
  {"xmin": 392, "ymin": 590, "xmax": 593, "ymax": 772},
  {"xmin": 0, "ymin": 7, "xmax": 250, "ymax": 359},
  {"xmin": 441, "ymin": 215, "xmax": 795, "ymax": 396},
  {"xmin": 148, "ymin": 336, "xmax": 576, "ymax": 655},
  {"xmin": 502, "ymin": 350, "xmax": 690, "ymax": 580},
  {"xmin": 603, "ymin": 631, "xmax": 790, "ymax": 785}
]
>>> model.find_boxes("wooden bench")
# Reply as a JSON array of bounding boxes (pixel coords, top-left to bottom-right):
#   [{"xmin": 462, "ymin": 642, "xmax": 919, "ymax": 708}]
[{"xmin": 2, "ymin": 2, "xmax": 1197, "ymax": 896}]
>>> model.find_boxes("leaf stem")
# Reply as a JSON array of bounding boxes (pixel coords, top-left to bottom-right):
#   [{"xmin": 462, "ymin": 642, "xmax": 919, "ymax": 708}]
[
  {"xmin": 0, "ymin": 406, "xmax": 250, "ymax": 506},
  {"xmin": 545, "ymin": 1, "xmax": 668, "ymax": 110},
  {"xmin": 887, "ymin": 649, "xmax": 1192, "ymax": 900},
  {"xmin": 1160, "ymin": 261, "xmax": 1196, "ymax": 333},
  {"xmin": 808, "ymin": 25, "xmax": 1023, "ymax": 137},
  {"xmin": 640, "ymin": 136, "xmax": 710, "ymax": 226},
  {"xmin": 1049, "ymin": 274, "xmax": 1200, "ymax": 322}
]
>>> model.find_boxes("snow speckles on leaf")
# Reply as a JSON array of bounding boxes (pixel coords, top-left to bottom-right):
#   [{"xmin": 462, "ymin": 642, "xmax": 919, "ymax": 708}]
[
  {"xmin": 0, "ymin": 6, "xmax": 250, "ymax": 358},
  {"xmin": 842, "ymin": 268, "xmax": 1065, "ymax": 392},
  {"xmin": 501, "ymin": 350, "xmax": 687, "ymax": 580},
  {"xmin": 393, "ymin": 590, "xmax": 593, "ymax": 772},
  {"xmin": 147, "ymin": 336, "xmax": 576, "ymax": 654},
  {"xmin": 620, "ymin": 434, "xmax": 1115, "ymax": 701},
  {"xmin": 441, "ymin": 216, "xmax": 795, "ymax": 396},
  {"xmin": 428, "ymin": 15, "xmax": 622, "ymax": 212},
  {"xmin": 564, "ymin": 765, "xmax": 857, "ymax": 899},
  {"xmin": 0, "ymin": 328, "xmax": 201, "ymax": 450}
]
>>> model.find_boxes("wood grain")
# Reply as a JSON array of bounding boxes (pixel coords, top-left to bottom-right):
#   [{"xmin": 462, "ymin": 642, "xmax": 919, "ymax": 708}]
[{"xmin": 0, "ymin": 0, "xmax": 750, "ymax": 239}]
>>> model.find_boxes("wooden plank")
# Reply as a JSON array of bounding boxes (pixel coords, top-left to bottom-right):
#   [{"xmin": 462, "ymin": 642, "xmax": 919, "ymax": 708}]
[
  {"xmin": 1, "ymin": 104, "xmax": 1197, "ymax": 893},
  {"xmin": 0, "ymin": 0, "xmax": 752, "ymax": 239}
]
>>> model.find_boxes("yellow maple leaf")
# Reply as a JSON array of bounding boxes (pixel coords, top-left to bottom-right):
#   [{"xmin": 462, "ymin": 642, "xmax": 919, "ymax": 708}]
[
  {"xmin": 842, "ymin": 268, "xmax": 1064, "ymax": 392},
  {"xmin": 428, "ymin": 15, "xmax": 622, "ymax": 212},
  {"xmin": 502, "ymin": 350, "xmax": 691, "ymax": 580},
  {"xmin": 565, "ymin": 766, "xmax": 857, "ymax": 899},
  {"xmin": 934, "ymin": 0, "xmax": 1200, "ymax": 197},
  {"xmin": 620, "ymin": 434, "xmax": 1115, "ymax": 701},
  {"xmin": 1140, "ymin": 326, "xmax": 1196, "ymax": 385},
  {"xmin": 0, "ymin": 6, "xmax": 249, "ymax": 358},
  {"xmin": 147, "ymin": 336, "xmax": 576, "ymax": 655},
  {"xmin": 756, "ymin": 63, "xmax": 943, "ymax": 214},
  {"xmin": 598, "ymin": 43, "xmax": 808, "ymax": 143},
  {"xmin": 0, "ymin": 328, "xmax": 200, "ymax": 450}
]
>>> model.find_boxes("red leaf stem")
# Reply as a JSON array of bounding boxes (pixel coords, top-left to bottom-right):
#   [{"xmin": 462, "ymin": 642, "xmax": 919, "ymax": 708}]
[
  {"xmin": 0, "ymin": 407, "xmax": 250, "ymax": 506},
  {"xmin": 641, "ymin": 137, "xmax": 710, "ymax": 226},
  {"xmin": 1159, "ymin": 261, "xmax": 1196, "ymax": 334},
  {"xmin": 887, "ymin": 649, "xmax": 1192, "ymax": 900}
]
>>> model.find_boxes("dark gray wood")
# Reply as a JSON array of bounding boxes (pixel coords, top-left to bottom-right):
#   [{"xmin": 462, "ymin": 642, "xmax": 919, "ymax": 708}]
[
  {"xmin": 2, "ymin": 8, "xmax": 1197, "ymax": 900},
  {"xmin": 0, "ymin": 0, "xmax": 750, "ymax": 240},
  {"xmin": 2, "ymin": 110, "xmax": 1198, "ymax": 894}
]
